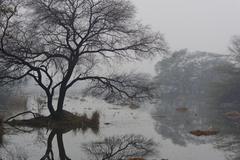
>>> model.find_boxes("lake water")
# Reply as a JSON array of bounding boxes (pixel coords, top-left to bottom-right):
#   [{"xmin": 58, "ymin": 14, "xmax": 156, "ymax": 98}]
[{"xmin": 0, "ymin": 92, "xmax": 239, "ymax": 160}]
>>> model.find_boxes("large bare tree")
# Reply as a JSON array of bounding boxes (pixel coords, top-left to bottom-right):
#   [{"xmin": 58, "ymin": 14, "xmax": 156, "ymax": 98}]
[{"xmin": 0, "ymin": 0, "xmax": 167, "ymax": 119}]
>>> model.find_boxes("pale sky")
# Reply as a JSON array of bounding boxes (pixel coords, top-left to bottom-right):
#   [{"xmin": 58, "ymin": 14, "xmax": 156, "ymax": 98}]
[{"xmin": 131, "ymin": 0, "xmax": 240, "ymax": 54}]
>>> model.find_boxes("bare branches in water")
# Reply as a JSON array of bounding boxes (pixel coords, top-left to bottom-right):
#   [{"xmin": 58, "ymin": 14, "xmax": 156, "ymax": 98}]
[{"xmin": 83, "ymin": 135, "xmax": 156, "ymax": 160}]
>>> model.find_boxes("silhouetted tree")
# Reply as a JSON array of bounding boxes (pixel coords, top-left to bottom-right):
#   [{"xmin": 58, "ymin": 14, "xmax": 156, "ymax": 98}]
[{"xmin": 0, "ymin": 0, "xmax": 167, "ymax": 119}]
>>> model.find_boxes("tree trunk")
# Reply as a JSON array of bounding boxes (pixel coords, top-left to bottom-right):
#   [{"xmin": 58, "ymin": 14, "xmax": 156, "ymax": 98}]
[
  {"xmin": 53, "ymin": 62, "xmax": 76, "ymax": 118},
  {"xmin": 47, "ymin": 94, "xmax": 56, "ymax": 117},
  {"xmin": 56, "ymin": 86, "xmax": 67, "ymax": 116}
]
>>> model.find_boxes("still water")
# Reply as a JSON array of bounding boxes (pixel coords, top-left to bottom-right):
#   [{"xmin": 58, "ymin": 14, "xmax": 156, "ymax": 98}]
[{"xmin": 0, "ymin": 92, "xmax": 239, "ymax": 160}]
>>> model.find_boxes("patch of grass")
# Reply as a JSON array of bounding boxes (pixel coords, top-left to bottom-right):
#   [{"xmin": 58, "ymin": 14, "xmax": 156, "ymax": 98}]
[{"xmin": 6, "ymin": 110, "xmax": 100, "ymax": 133}]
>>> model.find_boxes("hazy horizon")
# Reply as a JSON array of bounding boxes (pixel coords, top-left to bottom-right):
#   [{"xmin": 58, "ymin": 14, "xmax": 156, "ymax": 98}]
[{"xmin": 131, "ymin": 0, "xmax": 240, "ymax": 54}]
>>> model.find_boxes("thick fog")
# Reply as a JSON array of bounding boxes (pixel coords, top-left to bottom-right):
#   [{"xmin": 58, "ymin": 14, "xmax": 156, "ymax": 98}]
[{"xmin": 131, "ymin": 0, "xmax": 240, "ymax": 54}]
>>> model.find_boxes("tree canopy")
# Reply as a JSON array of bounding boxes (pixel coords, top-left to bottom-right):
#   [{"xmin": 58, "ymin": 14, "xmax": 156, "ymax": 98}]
[{"xmin": 0, "ymin": 0, "xmax": 167, "ymax": 117}]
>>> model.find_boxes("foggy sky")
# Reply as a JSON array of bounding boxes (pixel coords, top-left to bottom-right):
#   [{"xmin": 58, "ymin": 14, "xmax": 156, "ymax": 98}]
[{"xmin": 131, "ymin": 0, "xmax": 240, "ymax": 54}]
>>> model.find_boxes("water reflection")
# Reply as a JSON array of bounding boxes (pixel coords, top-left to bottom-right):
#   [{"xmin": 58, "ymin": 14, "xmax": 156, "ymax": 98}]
[
  {"xmin": 0, "ymin": 111, "xmax": 100, "ymax": 160},
  {"xmin": 41, "ymin": 129, "xmax": 71, "ymax": 160},
  {"xmin": 0, "ymin": 127, "xmax": 157, "ymax": 160},
  {"xmin": 153, "ymin": 96, "xmax": 220, "ymax": 146},
  {"xmin": 83, "ymin": 135, "xmax": 156, "ymax": 160},
  {"xmin": 153, "ymin": 50, "xmax": 240, "ymax": 159}
]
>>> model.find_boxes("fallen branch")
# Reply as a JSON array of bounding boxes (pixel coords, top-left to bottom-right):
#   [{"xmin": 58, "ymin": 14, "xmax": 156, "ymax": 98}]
[{"xmin": 4, "ymin": 111, "xmax": 40, "ymax": 123}]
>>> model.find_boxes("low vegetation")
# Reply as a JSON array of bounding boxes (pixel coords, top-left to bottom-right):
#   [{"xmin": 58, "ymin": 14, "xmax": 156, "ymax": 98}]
[{"xmin": 6, "ymin": 111, "xmax": 99, "ymax": 133}]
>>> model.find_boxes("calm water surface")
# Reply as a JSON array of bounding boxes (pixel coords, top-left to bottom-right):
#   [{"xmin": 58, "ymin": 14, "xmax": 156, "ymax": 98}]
[{"xmin": 0, "ymin": 93, "xmax": 239, "ymax": 160}]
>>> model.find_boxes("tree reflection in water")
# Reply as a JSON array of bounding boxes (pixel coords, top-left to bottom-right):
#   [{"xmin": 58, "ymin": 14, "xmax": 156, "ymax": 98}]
[
  {"xmin": 40, "ymin": 116, "xmax": 100, "ymax": 160},
  {"xmin": 153, "ymin": 50, "xmax": 240, "ymax": 159},
  {"xmin": 40, "ymin": 129, "xmax": 70, "ymax": 160},
  {"xmin": 83, "ymin": 135, "xmax": 156, "ymax": 160},
  {"xmin": 0, "ymin": 112, "xmax": 100, "ymax": 160}
]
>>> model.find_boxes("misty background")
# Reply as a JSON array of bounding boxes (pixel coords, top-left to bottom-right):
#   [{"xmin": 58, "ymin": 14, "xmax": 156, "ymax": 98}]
[
  {"xmin": 132, "ymin": 0, "xmax": 240, "ymax": 54},
  {"xmin": 114, "ymin": 0, "xmax": 240, "ymax": 75}
]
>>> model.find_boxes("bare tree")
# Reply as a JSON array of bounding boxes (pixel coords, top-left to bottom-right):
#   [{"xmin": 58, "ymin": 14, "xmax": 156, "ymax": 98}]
[{"xmin": 0, "ymin": 0, "xmax": 167, "ymax": 119}]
